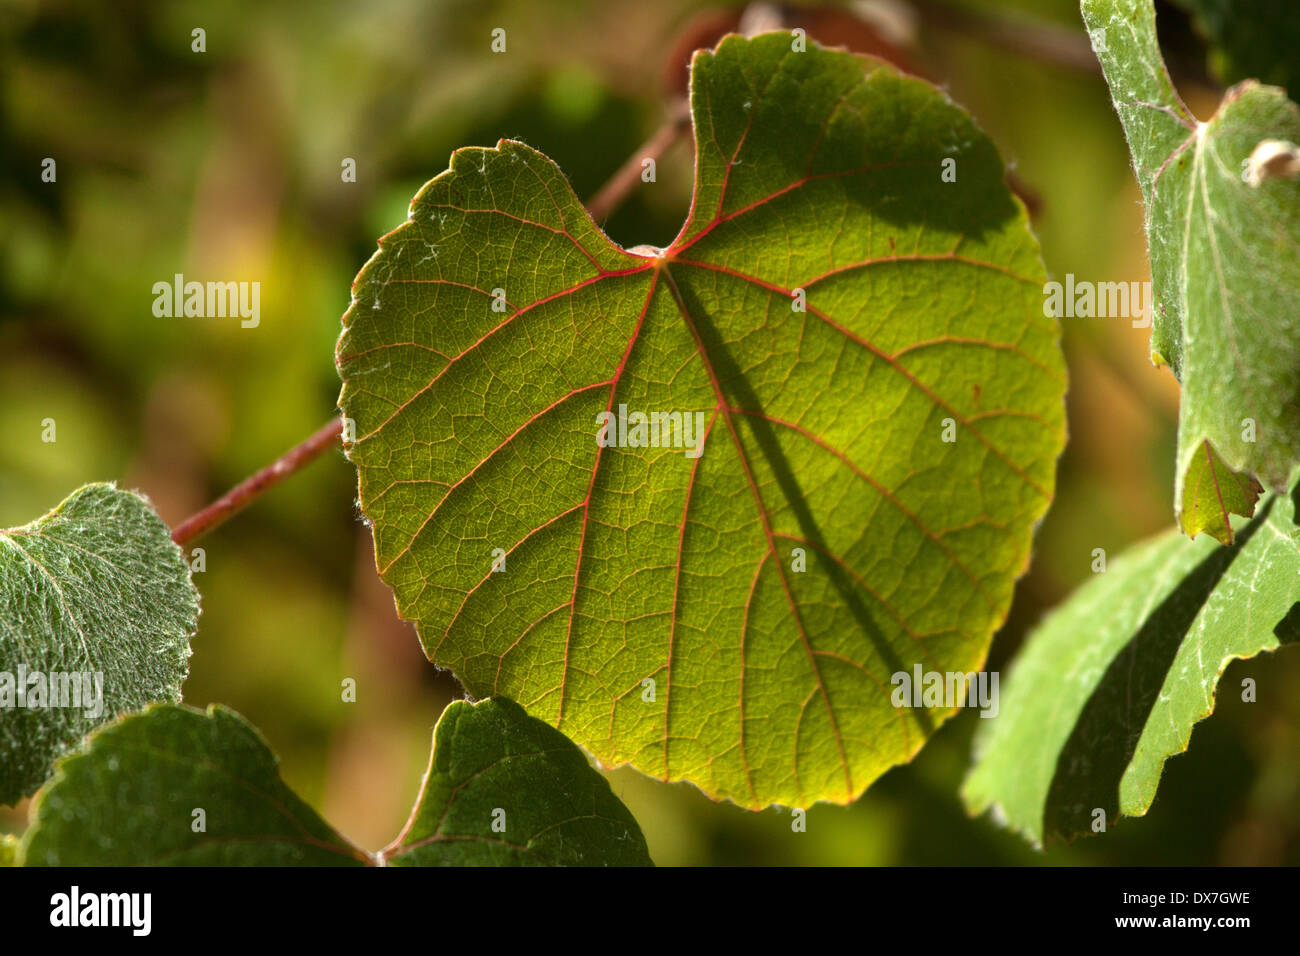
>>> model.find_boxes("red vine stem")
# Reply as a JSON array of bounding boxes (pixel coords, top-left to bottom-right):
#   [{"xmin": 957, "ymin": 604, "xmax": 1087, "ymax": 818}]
[
  {"xmin": 585, "ymin": 101, "xmax": 691, "ymax": 223},
  {"xmin": 170, "ymin": 417, "xmax": 345, "ymax": 546}
]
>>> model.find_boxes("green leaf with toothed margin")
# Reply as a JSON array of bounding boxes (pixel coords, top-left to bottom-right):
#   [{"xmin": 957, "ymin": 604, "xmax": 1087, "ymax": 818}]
[
  {"xmin": 0, "ymin": 483, "xmax": 200, "ymax": 806},
  {"xmin": 18, "ymin": 699, "xmax": 650, "ymax": 866},
  {"xmin": 1082, "ymin": 0, "xmax": 1300, "ymax": 544},
  {"xmin": 336, "ymin": 32, "xmax": 1065, "ymax": 809},
  {"xmin": 963, "ymin": 478, "xmax": 1300, "ymax": 846}
]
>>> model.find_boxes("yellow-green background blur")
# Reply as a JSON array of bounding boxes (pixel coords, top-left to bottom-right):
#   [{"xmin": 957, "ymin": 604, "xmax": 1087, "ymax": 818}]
[{"xmin": 2, "ymin": 0, "xmax": 1297, "ymax": 864}]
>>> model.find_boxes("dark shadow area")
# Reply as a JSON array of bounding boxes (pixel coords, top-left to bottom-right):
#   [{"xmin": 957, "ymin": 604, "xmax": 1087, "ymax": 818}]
[
  {"xmin": 1273, "ymin": 602, "xmax": 1300, "ymax": 646},
  {"xmin": 1275, "ymin": 482, "xmax": 1300, "ymax": 644}
]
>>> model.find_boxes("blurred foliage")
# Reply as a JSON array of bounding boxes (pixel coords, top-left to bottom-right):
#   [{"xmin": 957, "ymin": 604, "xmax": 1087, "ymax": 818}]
[
  {"xmin": 1171, "ymin": 0, "xmax": 1300, "ymax": 92},
  {"xmin": 1, "ymin": 0, "xmax": 1296, "ymax": 864}
]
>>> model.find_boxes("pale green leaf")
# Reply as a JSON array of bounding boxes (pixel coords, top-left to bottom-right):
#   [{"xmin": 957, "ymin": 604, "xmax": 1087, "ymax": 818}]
[
  {"xmin": 337, "ymin": 32, "xmax": 1066, "ymax": 808},
  {"xmin": 963, "ymin": 480, "xmax": 1299, "ymax": 845},
  {"xmin": 0, "ymin": 483, "xmax": 200, "ymax": 805},
  {"xmin": 1083, "ymin": 0, "xmax": 1300, "ymax": 543}
]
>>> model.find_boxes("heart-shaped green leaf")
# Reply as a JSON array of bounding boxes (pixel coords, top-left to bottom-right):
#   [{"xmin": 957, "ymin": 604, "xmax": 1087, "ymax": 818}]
[
  {"xmin": 19, "ymin": 698, "xmax": 651, "ymax": 866},
  {"xmin": 0, "ymin": 483, "xmax": 200, "ymax": 805},
  {"xmin": 337, "ymin": 32, "xmax": 1066, "ymax": 808},
  {"xmin": 1083, "ymin": 0, "xmax": 1300, "ymax": 543},
  {"xmin": 963, "ymin": 479, "xmax": 1299, "ymax": 845}
]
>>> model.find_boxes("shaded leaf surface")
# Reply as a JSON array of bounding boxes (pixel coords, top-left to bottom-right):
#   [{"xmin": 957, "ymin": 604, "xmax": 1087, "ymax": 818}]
[
  {"xmin": 20, "ymin": 699, "xmax": 651, "ymax": 866},
  {"xmin": 337, "ymin": 33, "xmax": 1065, "ymax": 808},
  {"xmin": 0, "ymin": 483, "xmax": 199, "ymax": 805},
  {"xmin": 963, "ymin": 480, "xmax": 1300, "ymax": 845},
  {"xmin": 21, "ymin": 704, "xmax": 366, "ymax": 866},
  {"xmin": 385, "ymin": 697, "xmax": 651, "ymax": 865},
  {"xmin": 1083, "ymin": 0, "xmax": 1300, "ymax": 542}
]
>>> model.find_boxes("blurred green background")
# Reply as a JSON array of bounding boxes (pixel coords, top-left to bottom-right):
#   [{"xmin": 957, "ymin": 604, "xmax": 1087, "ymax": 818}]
[{"xmin": 2, "ymin": 0, "xmax": 1297, "ymax": 865}]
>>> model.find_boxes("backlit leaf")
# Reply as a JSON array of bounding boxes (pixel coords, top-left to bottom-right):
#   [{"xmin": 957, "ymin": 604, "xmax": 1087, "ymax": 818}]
[{"xmin": 337, "ymin": 32, "xmax": 1066, "ymax": 808}]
